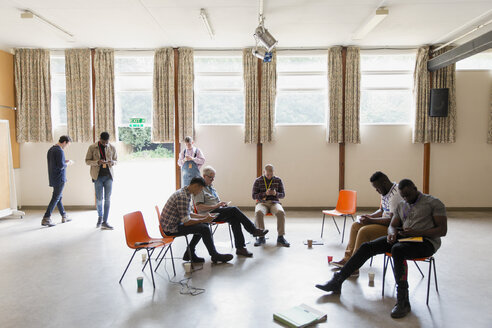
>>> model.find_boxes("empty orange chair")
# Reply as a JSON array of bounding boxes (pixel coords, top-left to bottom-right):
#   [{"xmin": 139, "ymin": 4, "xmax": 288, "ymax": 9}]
[
  {"xmin": 321, "ymin": 190, "xmax": 357, "ymax": 243},
  {"xmin": 119, "ymin": 211, "xmax": 173, "ymax": 288}
]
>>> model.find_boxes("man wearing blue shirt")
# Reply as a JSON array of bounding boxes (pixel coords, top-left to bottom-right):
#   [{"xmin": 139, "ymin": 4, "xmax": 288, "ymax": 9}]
[{"xmin": 42, "ymin": 135, "xmax": 72, "ymax": 227}]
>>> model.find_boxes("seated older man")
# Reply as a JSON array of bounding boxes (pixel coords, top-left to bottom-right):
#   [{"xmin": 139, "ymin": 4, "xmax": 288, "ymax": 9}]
[
  {"xmin": 252, "ymin": 164, "xmax": 289, "ymax": 247},
  {"xmin": 193, "ymin": 166, "xmax": 269, "ymax": 257}
]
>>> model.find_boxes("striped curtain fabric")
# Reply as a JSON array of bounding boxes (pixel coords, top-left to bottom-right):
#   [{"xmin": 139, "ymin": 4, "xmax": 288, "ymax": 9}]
[
  {"xmin": 94, "ymin": 48, "xmax": 116, "ymax": 141},
  {"xmin": 152, "ymin": 48, "xmax": 175, "ymax": 143}
]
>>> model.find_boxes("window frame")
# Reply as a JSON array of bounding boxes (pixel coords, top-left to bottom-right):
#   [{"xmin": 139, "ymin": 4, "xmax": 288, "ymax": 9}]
[
  {"xmin": 114, "ymin": 52, "xmax": 154, "ymax": 131},
  {"xmin": 194, "ymin": 52, "xmax": 245, "ymax": 126},
  {"xmin": 50, "ymin": 51, "xmax": 67, "ymax": 127},
  {"xmin": 360, "ymin": 50, "xmax": 416, "ymax": 126},
  {"xmin": 275, "ymin": 52, "xmax": 328, "ymax": 126}
]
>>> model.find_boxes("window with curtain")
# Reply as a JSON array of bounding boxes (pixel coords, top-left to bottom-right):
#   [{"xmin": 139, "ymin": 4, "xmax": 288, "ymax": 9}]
[
  {"xmin": 50, "ymin": 55, "xmax": 67, "ymax": 126},
  {"xmin": 194, "ymin": 55, "xmax": 244, "ymax": 125},
  {"xmin": 360, "ymin": 52, "xmax": 416, "ymax": 124},
  {"xmin": 115, "ymin": 53, "xmax": 172, "ymax": 158},
  {"xmin": 276, "ymin": 54, "xmax": 327, "ymax": 124}
]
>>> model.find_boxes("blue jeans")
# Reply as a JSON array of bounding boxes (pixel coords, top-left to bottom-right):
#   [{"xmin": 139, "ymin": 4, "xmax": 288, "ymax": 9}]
[
  {"xmin": 44, "ymin": 182, "xmax": 66, "ymax": 218},
  {"xmin": 94, "ymin": 176, "xmax": 113, "ymax": 223}
]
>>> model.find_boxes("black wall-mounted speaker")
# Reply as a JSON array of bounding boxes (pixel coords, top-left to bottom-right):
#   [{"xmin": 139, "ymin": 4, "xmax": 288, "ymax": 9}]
[{"xmin": 429, "ymin": 88, "xmax": 449, "ymax": 117}]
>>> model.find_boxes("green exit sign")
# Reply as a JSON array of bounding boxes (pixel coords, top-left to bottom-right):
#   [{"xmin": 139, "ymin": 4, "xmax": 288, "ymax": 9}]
[
  {"xmin": 129, "ymin": 118, "xmax": 146, "ymax": 128},
  {"xmin": 129, "ymin": 118, "xmax": 146, "ymax": 124}
]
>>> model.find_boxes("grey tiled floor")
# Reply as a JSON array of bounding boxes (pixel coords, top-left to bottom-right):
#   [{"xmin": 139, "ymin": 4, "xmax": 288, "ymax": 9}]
[{"xmin": 0, "ymin": 209, "xmax": 490, "ymax": 328}]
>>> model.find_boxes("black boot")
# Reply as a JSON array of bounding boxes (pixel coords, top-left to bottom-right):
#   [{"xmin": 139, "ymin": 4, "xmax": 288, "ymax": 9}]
[
  {"xmin": 391, "ymin": 284, "xmax": 411, "ymax": 318},
  {"xmin": 211, "ymin": 253, "xmax": 233, "ymax": 263},
  {"xmin": 315, "ymin": 272, "xmax": 344, "ymax": 294},
  {"xmin": 183, "ymin": 249, "xmax": 205, "ymax": 263}
]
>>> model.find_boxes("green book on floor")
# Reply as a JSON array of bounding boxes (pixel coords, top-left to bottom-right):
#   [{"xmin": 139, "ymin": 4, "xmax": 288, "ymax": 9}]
[{"xmin": 273, "ymin": 304, "xmax": 327, "ymax": 328}]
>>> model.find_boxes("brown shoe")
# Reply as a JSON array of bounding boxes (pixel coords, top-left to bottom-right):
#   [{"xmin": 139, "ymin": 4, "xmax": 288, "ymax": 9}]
[
  {"xmin": 332, "ymin": 259, "xmax": 347, "ymax": 268},
  {"xmin": 236, "ymin": 247, "xmax": 253, "ymax": 257},
  {"xmin": 253, "ymin": 228, "xmax": 269, "ymax": 237}
]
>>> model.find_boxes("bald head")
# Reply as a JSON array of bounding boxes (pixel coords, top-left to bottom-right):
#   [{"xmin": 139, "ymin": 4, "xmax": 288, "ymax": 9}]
[{"xmin": 264, "ymin": 164, "xmax": 274, "ymax": 179}]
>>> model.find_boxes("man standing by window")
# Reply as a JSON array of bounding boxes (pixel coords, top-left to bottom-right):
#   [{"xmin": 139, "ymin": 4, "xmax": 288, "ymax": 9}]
[
  {"xmin": 42, "ymin": 135, "xmax": 73, "ymax": 227},
  {"xmin": 85, "ymin": 132, "xmax": 117, "ymax": 230}
]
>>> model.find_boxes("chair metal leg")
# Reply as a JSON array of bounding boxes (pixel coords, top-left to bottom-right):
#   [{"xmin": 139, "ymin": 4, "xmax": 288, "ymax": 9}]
[
  {"xmin": 432, "ymin": 258, "xmax": 439, "ymax": 293},
  {"xmin": 184, "ymin": 235, "xmax": 193, "ymax": 270},
  {"xmin": 154, "ymin": 245, "xmax": 172, "ymax": 273},
  {"xmin": 228, "ymin": 223, "xmax": 233, "ymax": 248},
  {"xmin": 426, "ymin": 258, "xmax": 433, "ymax": 305},
  {"xmin": 154, "ymin": 247, "xmax": 165, "ymax": 262},
  {"xmin": 370, "ymin": 256, "xmax": 373, "ymax": 267},
  {"xmin": 350, "ymin": 215, "xmax": 354, "ymax": 222},
  {"xmin": 382, "ymin": 254, "xmax": 389, "ymax": 297},
  {"xmin": 332, "ymin": 216, "xmax": 340, "ymax": 234},
  {"xmin": 321, "ymin": 214, "xmax": 325, "ymax": 238},
  {"xmin": 146, "ymin": 248, "xmax": 156, "ymax": 289},
  {"xmin": 142, "ymin": 248, "xmax": 156, "ymax": 271},
  {"xmin": 119, "ymin": 249, "xmax": 137, "ymax": 284},
  {"xmin": 413, "ymin": 260, "xmax": 425, "ymax": 278},
  {"xmin": 169, "ymin": 245, "xmax": 176, "ymax": 276},
  {"xmin": 341, "ymin": 216, "xmax": 347, "ymax": 243}
]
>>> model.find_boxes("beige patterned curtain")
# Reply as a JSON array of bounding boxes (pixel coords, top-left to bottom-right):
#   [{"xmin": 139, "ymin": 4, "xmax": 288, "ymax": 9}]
[
  {"xmin": 94, "ymin": 48, "xmax": 115, "ymax": 141},
  {"xmin": 327, "ymin": 47, "xmax": 343, "ymax": 143},
  {"xmin": 243, "ymin": 48, "xmax": 259, "ymax": 143},
  {"xmin": 242, "ymin": 49, "xmax": 276, "ymax": 143},
  {"xmin": 345, "ymin": 47, "xmax": 361, "ymax": 143},
  {"xmin": 177, "ymin": 48, "xmax": 194, "ymax": 141},
  {"xmin": 65, "ymin": 49, "xmax": 91, "ymax": 142},
  {"xmin": 488, "ymin": 83, "xmax": 492, "ymax": 143},
  {"xmin": 413, "ymin": 46, "xmax": 456, "ymax": 143},
  {"xmin": 14, "ymin": 49, "xmax": 52, "ymax": 142},
  {"xmin": 260, "ymin": 50, "xmax": 276, "ymax": 143},
  {"xmin": 152, "ymin": 48, "xmax": 175, "ymax": 143}
]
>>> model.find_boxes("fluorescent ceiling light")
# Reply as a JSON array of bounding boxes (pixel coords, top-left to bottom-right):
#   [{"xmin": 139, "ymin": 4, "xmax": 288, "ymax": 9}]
[
  {"xmin": 20, "ymin": 9, "xmax": 74, "ymax": 42},
  {"xmin": 200, "ymin": 8, "xmax": 214, "ymax": 39},
  {"xmin": 352, "ymin": 7, "xmax": 389, "ymax": 40}
]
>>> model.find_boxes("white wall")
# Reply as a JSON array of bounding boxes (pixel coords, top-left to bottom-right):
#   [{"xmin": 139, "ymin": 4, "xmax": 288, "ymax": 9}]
[
  {"xmin": 430, "ymin": 70, "xmax": 492, "ymax": 207},
  {"xmin": 15, "ymin": 70, "xmax": 492, "ymax": 208},
  {"xmin": 345, "ymin": 125, "xmax": 423, "ymax": 207},
  {"xmin": 262, "ymin": 125, "xmax": 339, "ymax": 207},
  {"xmin": 194, "ymin": 125, "xmax": 256, "ymax": 206}
]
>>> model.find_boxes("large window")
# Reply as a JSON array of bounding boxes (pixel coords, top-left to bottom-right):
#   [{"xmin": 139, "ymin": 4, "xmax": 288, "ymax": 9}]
[
  {"xmin": 360, "ymin": 52, "xmax": 416, "ymax": 124},
  {"xmin": 194, "ymin": 54, "xmax": 244, "ymax": 125},
  {"xmin": 50, "ymin": 54, "xmax": 67, "ymax": 126},
  {"xmin": 276, "ymin": 54, "xmax": 327, "ymax": 124}
]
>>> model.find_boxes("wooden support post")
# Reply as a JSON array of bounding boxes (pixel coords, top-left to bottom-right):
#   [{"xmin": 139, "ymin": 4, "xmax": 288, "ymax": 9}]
[
  {"xmin": 91, "ymin": 49, "xmax": 96, "ymax": 143},
  {"xmin": 256, "ymin": 58, "xmax": 263, "ymax": 177},
  {"xmin": 174, "ymin": 48, "xmax": 181, "ymax": 190}
]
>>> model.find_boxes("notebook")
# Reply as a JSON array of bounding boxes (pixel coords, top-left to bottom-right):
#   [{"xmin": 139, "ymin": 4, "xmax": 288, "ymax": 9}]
[
  {"xmin": 273, "ymin": 304, "xmax": 327, "ymax": 328},
  {"xmin": 398, "ymin": 236, "xmax": 423, "ymax": 242}
]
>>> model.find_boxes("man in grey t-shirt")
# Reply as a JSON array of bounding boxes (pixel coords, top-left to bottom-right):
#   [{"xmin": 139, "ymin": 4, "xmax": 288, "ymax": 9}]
[{"xmin": 316, "ymin": 179, "xmax": 447, "ymax": 319}]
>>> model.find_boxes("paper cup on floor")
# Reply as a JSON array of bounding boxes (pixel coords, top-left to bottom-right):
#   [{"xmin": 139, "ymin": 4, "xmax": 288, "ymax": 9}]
[
  {"xmin": 368, "ymin": 272, "xmax": 375, "ymax": 283},
  {"xmin": 307, "ymin": 240, "xmax": 313, "ymax": 248},
  {"xmin": 141, "ymin": 253, "xmax": 147, "ymax": 262},
  {"xmin": 184, "ymin": 262, "xmax": 192, "ymax": 274},
  {"xmin": 137, "ymin": 277, "xmax": 143, "ymax": 289},
  {"xmin": 327, "ymin": 256, "xmax": 333, "ymax": 264}
]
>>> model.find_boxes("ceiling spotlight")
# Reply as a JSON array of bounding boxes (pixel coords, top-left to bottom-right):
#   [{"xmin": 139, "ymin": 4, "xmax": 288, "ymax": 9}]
[
  {"xmin": 254, "ymin": 26, "xmax": 277, "ymax": 52},
  {"xmin": 200, "ymin": 8, "xmax": 214, "ymax": 39}
]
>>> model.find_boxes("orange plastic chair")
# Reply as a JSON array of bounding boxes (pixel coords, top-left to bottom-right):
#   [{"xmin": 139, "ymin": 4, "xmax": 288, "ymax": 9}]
[
  {"xmin": 321, "ymin": 190, "xmax": 357, "ymax": 243},
  {"xmin": 119, "ymin": 211, "xmax": 173, "ymax": 288},
  {"xmin": 382, "ymin": 252, "xmax": 438, "ymax": 305}
]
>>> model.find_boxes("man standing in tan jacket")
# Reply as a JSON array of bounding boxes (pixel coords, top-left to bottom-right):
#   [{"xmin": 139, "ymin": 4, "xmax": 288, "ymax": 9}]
[{"xmin": 85, "ymin": 132, "xmax": 117, "ymax": 230}]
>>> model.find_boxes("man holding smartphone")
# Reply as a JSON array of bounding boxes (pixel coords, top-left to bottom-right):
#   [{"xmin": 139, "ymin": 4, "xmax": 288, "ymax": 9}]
[
  {"xmin": 85, "ymin": 132, "xmax": 117, "ymax": 230},
  {"xmin": 252, "ymin": 164, "xmax": 289, "ymax": 247}
]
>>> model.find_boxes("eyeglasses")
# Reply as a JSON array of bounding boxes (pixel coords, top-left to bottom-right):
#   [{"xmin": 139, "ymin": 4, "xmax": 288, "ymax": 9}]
[{"xmin": 204, "ymin": 175, "xmax": 215, "ymax": 180}]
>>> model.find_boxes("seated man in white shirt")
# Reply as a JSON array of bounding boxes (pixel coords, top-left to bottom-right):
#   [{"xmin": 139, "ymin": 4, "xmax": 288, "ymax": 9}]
[{"xmin": 193, "ymin": 166, "xmax": 269, "ymax": 257}]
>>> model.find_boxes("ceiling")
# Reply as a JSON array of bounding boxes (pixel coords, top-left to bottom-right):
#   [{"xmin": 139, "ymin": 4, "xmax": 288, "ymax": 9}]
[{"xmin": 0, "ymin": 0, "xmax": 491, "ymax": 51}]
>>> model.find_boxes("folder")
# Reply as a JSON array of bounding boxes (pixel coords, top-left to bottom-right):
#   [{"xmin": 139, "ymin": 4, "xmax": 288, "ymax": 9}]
[{"xmin": 273, "ymin": 304, "xmax": 327, "ymax": 328}]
